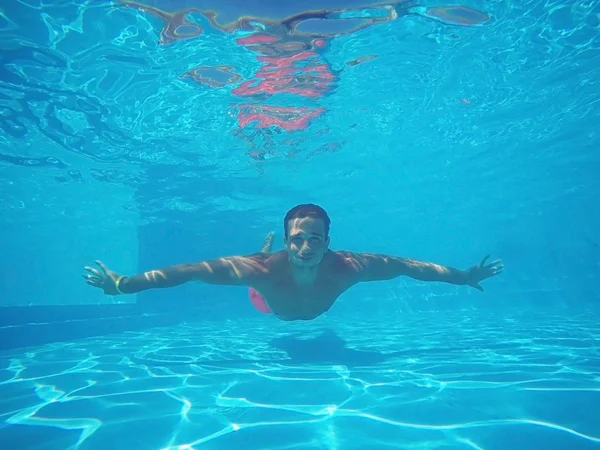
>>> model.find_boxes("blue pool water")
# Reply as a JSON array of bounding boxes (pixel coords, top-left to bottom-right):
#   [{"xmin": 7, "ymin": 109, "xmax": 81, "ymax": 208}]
[
  {"xmin": 1, "ymin": 0, "xmax": 600, "ymax": 449},
  {"xmin": 2, "ymin": 312, "xmax": 600, "ymax": 448}
]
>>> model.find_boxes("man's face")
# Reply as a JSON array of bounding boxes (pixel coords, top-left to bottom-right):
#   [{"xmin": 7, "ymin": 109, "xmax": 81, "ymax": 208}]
[{"xmin": 284, "ymin": 217, "xmax": 329, "ymax": 268}]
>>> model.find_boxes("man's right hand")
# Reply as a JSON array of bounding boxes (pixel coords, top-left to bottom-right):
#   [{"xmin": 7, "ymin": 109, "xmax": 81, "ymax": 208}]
[{"xmin": 82, "ymin": 260, "xmax": 123, "ymax": 295}]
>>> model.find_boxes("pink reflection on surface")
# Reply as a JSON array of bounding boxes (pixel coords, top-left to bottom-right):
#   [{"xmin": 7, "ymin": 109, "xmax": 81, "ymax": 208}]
[
  {"xmin": 122, "ymin": 1, "xmax": 492, "ymax": 161},
  {"xmin": 237, "ymin": 104, "xmax": 325, "ymax": 131}
]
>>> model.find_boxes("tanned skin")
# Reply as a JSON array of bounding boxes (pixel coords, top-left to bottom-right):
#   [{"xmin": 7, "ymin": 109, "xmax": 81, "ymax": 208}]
[{"xmin": 83, "ymin": 217, "xmax": 503, "ymax": 321}]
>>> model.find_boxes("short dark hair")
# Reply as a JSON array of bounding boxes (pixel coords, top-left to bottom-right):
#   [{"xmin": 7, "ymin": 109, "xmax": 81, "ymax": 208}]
[{"xmin": 284, "ymin": 203, "xmax": 331, "ymax": 237}]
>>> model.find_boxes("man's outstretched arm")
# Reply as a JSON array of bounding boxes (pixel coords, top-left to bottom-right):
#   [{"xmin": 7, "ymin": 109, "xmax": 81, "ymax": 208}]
[
  {"xmin": 83, "ymin": 254, "xmax": 269, "ymax": 295},
  {"xmin": 339, "ymin": 252, "xmax": 503, "ymax": 291}
]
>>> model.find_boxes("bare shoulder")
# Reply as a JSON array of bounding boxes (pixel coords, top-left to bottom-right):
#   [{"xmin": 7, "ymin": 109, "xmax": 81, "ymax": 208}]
[
  {"xmin": 232, "ymin": 251, "xmax": 287, "ymax": 276},
  {"xmin": 238, "ymin": 251, "xmax": 287, "ymax": 289},
  {"xmin": 323, "ymin": 251, "xmax": 370, "ymax": 289},
  {"xmin": 257, "ymin": 250, "xmax": 288, "ymax": 272},
  {"xmin": 329, "ymin": 251, "xmax": 394, "ymax": 276},
  {"xmin": 213, "ymin": 252, "xmax": 274, "ymax": 279},
  {"xmin": 331, "ymin": 250, "xmax": 368, "ymax": 264},
  {"xmin": 329, "ymin": 251, "xmax": 368, "ymax": 274}
]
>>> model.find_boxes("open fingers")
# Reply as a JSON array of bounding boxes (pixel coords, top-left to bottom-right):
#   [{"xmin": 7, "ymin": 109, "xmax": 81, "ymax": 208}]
[
  {"xmin": 95, "ymin": 260, "xmax": 109, "ymax": 275},
  {"xmin": 484, "ymin": 259, "xmax": 503, "ymax": 270},
  {"xmin": 483, "ymin": 266, "xmax": 503, "ymax": 280},
  {"xmin": 479, "ymin": 255, "xmax": 490, "ymax": 267},
  {"xmin": 84, "ymin": 266, "xmax": 103, "ymax": 279},
  {"xmin": 83, "ymin": 274, "xmax": 101, "ymax": 286}
]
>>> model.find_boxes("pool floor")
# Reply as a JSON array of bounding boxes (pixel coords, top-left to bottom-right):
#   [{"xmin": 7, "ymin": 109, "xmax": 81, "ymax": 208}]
[{"xmin": 1, "ymin": 310, "xmax": 599, "ymax": 449}]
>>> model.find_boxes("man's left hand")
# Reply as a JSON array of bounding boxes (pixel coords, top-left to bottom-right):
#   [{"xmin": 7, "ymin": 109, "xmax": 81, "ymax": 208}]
[{"xmin": 464, "ymin": 255, "xmax": 503, "ymax": 292}]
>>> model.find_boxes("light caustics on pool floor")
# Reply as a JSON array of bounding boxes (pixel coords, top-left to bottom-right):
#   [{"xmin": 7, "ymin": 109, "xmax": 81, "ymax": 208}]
[{"xmin": 0, "ymin": 311, "xmax": 599, "ymax": 449}]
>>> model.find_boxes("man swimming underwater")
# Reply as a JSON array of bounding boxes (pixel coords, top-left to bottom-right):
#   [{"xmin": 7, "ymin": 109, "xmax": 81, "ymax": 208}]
[{"xmin": 83, "ymin": 204, "xmax": 503, "ymax": 321}]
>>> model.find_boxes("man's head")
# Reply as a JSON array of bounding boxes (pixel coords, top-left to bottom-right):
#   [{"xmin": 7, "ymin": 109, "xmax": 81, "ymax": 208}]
[{"xmin": 283, "ymin": 204, "xmax": 331, "ymax": 267}]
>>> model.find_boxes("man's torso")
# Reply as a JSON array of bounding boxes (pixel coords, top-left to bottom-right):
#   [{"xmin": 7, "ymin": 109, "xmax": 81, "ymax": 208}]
[{"xmin": 250, "ymin": 251, "xmax": 358, "ymax": 320}]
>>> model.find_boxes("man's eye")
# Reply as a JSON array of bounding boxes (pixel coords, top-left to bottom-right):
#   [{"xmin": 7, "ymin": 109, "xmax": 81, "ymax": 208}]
[{"xmin": 310, "ymin": 237, "xmax": 321, "ymax": 243}]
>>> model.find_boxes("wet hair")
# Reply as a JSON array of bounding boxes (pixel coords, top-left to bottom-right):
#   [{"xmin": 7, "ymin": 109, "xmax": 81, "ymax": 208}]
[{"xmin": 284, "ymin": 203, "xmax": 331, "ymax": 238}]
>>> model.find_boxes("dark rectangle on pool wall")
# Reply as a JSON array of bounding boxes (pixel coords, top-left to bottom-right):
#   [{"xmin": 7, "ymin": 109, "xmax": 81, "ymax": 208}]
[
  {"xmin": 0, "ymin": 309, "xmax": 183, "ymax": 352},
  {"xmin": 0, "ymin": 304, "xmax": 142, "ymax": 327}
]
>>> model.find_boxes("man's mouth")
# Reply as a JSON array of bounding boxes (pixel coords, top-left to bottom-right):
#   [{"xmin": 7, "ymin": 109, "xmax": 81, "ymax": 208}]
[{"xmin": 298, "ymin": 254, "xmax": 313, "ymax": 260}]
